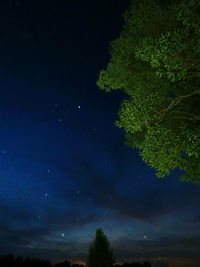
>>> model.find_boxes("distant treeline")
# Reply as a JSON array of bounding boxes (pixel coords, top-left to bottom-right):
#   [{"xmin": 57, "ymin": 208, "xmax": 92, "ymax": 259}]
[
  {"xmin": 0, "ymin": 255, "xmax": 84, "ymax": 267},
  {"xmin": 0, "ymin": 254, "xmax": 51, "ymax": 267},
  {"xmin": 0, "ymin": 254, "xmax": 152, "ymax": 267},
  {"xmin": 114, "ymin": 263, "xmax": 151, "ymax": 267}
]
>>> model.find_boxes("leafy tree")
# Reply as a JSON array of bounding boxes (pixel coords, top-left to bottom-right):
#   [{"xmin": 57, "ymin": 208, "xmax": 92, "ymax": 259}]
[
  {"xmin": 86, "ymin": 228, "xmax": 115, "ymax": 267},
  {"xmin": 97, "ymin": 0, "xmax": 200, "ymax": 183}
]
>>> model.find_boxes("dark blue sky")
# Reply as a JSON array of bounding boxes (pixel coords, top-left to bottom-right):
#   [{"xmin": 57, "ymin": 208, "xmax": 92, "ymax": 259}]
[{"xmin": 0, "ymin": 1, "xmax": 200, "ymax": 267}]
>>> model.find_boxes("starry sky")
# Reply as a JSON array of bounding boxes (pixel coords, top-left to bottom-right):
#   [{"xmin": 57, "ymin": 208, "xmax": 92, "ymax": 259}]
[{"xmin": 0, "ymin": 1, "xmax": 200, "ymax": 267}]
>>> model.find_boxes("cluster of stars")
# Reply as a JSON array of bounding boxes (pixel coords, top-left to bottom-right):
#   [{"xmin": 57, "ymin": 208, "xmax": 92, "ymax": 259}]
[
  {"xmin": 53, "ymin": 103, "xmax": 98, "ymax": 137},
  {"xmin": 55, "ymin": 104, "xmax": 81, "ymax": 124},
  {"xmin": 24, "ymin": 106, "xmax": 91, "ymax": 243}
]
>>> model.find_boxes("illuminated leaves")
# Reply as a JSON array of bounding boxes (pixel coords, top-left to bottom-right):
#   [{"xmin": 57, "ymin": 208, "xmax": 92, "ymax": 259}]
[{"xmin": 97, "ymin": 0, "xmax": 200, "ymax": 183}]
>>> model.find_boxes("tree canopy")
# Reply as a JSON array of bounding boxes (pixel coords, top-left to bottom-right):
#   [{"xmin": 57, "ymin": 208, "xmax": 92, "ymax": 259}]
[
  {"xmin": 97, "ymin": 0, "xmax": 200, "ymax": 183},
  {"xmin": 86, "ymin": 228, "xmax": 115, "ymax": 267}
]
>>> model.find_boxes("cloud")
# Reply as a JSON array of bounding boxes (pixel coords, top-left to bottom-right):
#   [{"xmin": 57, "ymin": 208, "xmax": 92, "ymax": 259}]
[{"xmin": 70, "ymin": 156, "xmax": 200, "ymax": 222}]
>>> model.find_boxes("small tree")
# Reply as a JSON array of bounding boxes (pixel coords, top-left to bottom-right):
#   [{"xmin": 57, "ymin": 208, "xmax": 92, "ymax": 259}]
[{"xmin": 86, "ymin": 228, "xmax": 115, "ymax": 267}]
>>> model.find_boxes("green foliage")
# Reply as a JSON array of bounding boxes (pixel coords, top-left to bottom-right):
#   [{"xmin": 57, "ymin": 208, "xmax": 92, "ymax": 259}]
[
  {"xmin": 97, "ymin": 0, "xmax": 200, "ymax": 183},
  {"xmin": 86, "ymin": 229, "xmax": 115, "ymax": 267}
]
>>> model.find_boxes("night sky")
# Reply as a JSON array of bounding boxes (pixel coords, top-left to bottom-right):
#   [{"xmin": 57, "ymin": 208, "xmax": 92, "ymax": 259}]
[{"xmin": 0, "ymin": 1, "xmax": 200, "ymax": 267}]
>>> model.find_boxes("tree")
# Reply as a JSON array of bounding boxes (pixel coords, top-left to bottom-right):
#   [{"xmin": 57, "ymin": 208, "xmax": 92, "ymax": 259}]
[
  {"xmin": 54, "ymin": 260, "xmax": 71, "ymax": 267},
  {"xmin": 97, "ymin": 0, "xmax": 200, "ymax": 183},
  {"xmin": 86, "ymin": 228, "xmax": 115, "ymax": 267}
]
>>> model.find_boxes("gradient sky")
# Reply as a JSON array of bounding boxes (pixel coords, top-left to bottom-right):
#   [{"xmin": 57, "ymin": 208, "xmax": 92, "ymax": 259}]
[{"xmin": 0, "ymin": 1, "xmax": 200, "ymax": 267}]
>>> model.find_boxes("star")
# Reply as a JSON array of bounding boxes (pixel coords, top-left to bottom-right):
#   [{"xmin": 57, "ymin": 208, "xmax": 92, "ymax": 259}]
[
  {"xmin": 44, "ymin": 193, "xmax": 48, "ymax": 197},
  {"xmin": 46, "ymin": 169, "xmax": 51, "ymax": 173},
  {"xmin": 38, "ymin": 216, "xmax": 41, "ymax": 220},
  {"xmin": 77, "ymin": 105, "xmax": 81, "ymax": 109},
  {"xmin": 76, "ymin": 190, "xmax": 80, "ymax": 195},
  {"xmin": 61, "ymin": 233, "xmax": 65, "ymax": 237},
  {"xmin": 58, "ymin": 118, "xmax": 62, "ymax": 123},
  {"xmin": 2, "ymin": 150, "xmax": 7, "ymax": 155},
  {"xmin": 143, "ymin": 235, "xmax": 147, "ymax": 239},
  {"xmin": 76, "ymin": 218, "xmax": 80, "ymax": 222}
]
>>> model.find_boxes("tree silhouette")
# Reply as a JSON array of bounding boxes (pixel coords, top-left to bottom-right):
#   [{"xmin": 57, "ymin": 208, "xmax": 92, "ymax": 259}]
[
  {"xmin": 0, "ymin": 254, "xmax": 52, "ymax": 267},
  {"xmin": 86, "ymin": 228, "xmax": 115, "ymax": 267},
  {"xmin": 54, "ymin": 260, "xmax": 71, "ymax": 267}
]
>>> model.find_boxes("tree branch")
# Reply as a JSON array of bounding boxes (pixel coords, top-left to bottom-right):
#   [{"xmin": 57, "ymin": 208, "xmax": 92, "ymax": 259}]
[{"xmin": 159, "ymin": 90, "xmax": 200, "ymax": 118}]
